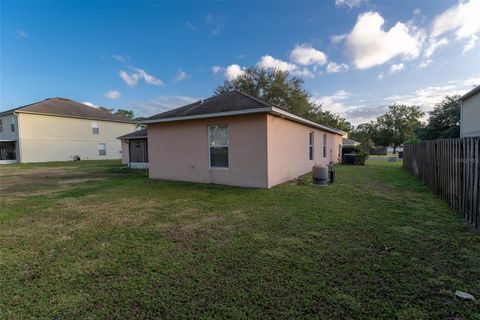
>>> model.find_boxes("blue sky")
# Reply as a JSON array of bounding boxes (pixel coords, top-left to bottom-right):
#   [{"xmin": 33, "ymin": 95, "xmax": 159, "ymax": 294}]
[{"xmin": 1, "ymin": 0, "xmax": 479, "ymax": 125}]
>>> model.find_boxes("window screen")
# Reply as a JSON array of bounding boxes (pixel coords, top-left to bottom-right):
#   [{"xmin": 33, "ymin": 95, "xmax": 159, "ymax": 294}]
[
  {"xmin": 208, "ymin": 125, "xmax": 229, "ymax": 168},
  {"xmin": 323, "ymin": 134, "xmax": 327, "ymax": 158},
  {"xmin": 10, "ymin": 118, "xmax": 15, "ymax": 132},
  {"xmin": 309, "ymin": 132, "xmax": 314, "ymax": 160},
  {"xmin": 91, "ymin": 122, "xmax": 99, "ymax": 134},
  {"xmin": 98, "ymin": 143, "xmax": 106, "ymax": 156}
]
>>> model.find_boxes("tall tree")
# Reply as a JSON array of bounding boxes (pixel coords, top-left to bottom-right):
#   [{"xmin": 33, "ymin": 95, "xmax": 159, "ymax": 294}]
[
  {"xmin": 215, "ymin": 67, "xmax": 313, "ymax": 118},
  {"xmin": 115, "ymin": 109, "xmax": 135, "ymax": 120},
  {"xmin": 350, "ymin": 122, "xmax": 375, "ymax": 150},
  {"xmin": 372, "ymin": 104, "xmax": 424, "ymax": 153},
  {"xmin": 419, "ymin": 95, "xmax": 460, "ymax": 140},
  {"xmin": 215, "ymin": 66, "xmax": 352, "ymax": 133}
]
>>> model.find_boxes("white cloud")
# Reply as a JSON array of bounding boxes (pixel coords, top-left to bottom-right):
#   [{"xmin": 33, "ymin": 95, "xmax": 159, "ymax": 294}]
[
  {"xmin": 104, "ymin": 90, "xmax": 121, "ymax": 99},
  {"xmin": 134, "ymin": 95, "xmax": 198, "ymax": 117},
  {"xmin": 204, "ymin": 13, "xmax": 223, "ymax": 36},
  {"xmin": 326, "ymin": 62, "xmax": 350, "ymax": 73},
  {"xmin": 186, "ymin": 21, "xmax": 197, "ymax": 30},
  {"xmin": 345, "ymin": 12, "xmax": 425, "ymax": 69},
  {"xmin": 82, "ymin": 101, "xmax": 100, "ymax": 108},
  {"xmin": 174, "ymin": 70, "xmax": 190, "ymax": 82},
  {"xmin": 331, "ymin": 34, "xmax": 347, "ymax": 44},
  {"xmin": 257, "ymin": 55, "xmax": 297, "ymax": 72},
  {"xmin": 112, "ymin": 55, "xmax": 128, "ymax": 62},
  {"xmin": 292, "ymin": 67, "xmax": 315, "ymax": 78},
  {"xmin": 289, "ymin": 44, "xmax": 327, "ymax": 66},
  {"xmin": 378, "ymin": 73, "xmax": 384, "ymax": 80},
  {"xmin": 119, "ymin": 67, "xmax": 163, "ymax": 87},
  {"xmin": 431, "ymin": 0, "xmax": 480, "ymax": 52},
  {"xmin": 312, "ymin": 90, "xmax": 384, "ymax": 125},
  {"xmin": 211, "ymin": 64, "xmax": 245, "ymax": 80},
  {"xmin": 385, "ymin": 77, "xmax": 480, "ymax": 112},
  {"xmin": 424, "ymin": 37, "xmax": 449, "ymax": 58},
  {"xmin": 16, "ymin": 29, "xmax": 27, "ymax": 38},
  {"xmin": 212, "ymin": 65, "xmax": 223, "ymax": 74},
  {"xmin": 463, "ymin": 34, "xmax": 478, "ymax": 52},
  {"xmin": 389, "ymin": 63, "xmax": 405, "ymax": 74},
  {"xmin": 419, "ymin": 59, "xmax": 433, "ymax": 68},
  {"xmin": 335, "ymin": 0, "xmax": 367, "ymax": 8},
  {"xmin": 224, "ymin": 64, "xmax": 245, "ymax": 80}
]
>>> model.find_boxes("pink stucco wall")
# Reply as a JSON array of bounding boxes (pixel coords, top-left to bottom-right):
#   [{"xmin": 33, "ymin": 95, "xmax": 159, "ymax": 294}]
[
  {"xmin": 147, "ymin": 113, "xmax": 342, "ymax": 188},
  {"xmin": 147, "ymin": 114, "xmax": 269, "ymax": 188},
  {"xmin": 266, "ymin": 114, "xmax": 341, "ymax": 188}
]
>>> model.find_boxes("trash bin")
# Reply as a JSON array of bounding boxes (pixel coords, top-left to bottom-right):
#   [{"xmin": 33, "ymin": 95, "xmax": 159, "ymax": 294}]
[
  {"xmin": 398, "ymin": 151, "xmax": 404, "ymax": 159},
  {"xmin": 343, "ymin": 153, "xmax": 356, "ymax": 165}
]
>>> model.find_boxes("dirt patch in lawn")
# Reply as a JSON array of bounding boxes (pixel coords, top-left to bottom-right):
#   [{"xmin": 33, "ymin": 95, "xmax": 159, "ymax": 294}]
[{"xmin": 0, "ymin": 167, "xmax": 109, "ymax": 197}]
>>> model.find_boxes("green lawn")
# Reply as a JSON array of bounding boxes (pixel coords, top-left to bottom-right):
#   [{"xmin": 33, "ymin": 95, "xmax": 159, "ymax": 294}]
[{"xmin": 1, "ymin": 160, "xmax": 479, "ymax": 319}]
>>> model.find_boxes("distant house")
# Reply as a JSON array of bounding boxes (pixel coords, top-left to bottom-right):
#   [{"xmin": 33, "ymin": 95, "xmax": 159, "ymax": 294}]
[
  {"xmin": 141, "ymin": 91, "xmax": 345, "ymax": 188},
  {"xmin": 118, "ymin": 128, "xmax": 149, "ymax": 169},
  {"xmin": 342, "ymin": 138, "xmax": 360, "ymax": 147},
  {"xmin": 0, "ymin": 98, "xmax": 136, "ymax": 163},
  {"xmin": 460, "ymin": 85, "xmax": 480, "ymax": 138}
]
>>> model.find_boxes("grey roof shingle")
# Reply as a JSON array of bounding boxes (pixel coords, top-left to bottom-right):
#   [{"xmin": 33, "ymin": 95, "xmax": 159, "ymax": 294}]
[
  {"xmin": 143, "ymin": 91, "xmax": 270, "ymax": 121},
  {"xmin": 117, "ymin": 128, "xmax": 147, "ymax": 140},
  {"xmin": 142, "ymin": 91, "xmax": 345, "ymax": 135},
  {"xmin": 1, "ymin": 97, "xmax": 135, "ymax": 123}
]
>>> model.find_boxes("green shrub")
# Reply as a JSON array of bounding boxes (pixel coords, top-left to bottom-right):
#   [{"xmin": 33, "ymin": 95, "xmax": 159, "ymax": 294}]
[
  {"xmin": 342, "ymin": 145, "xmax": 369, "ymax": 165},
  {"xmin": 355, "ymin": 151, "xmax": 369, "ymax": 165},
  {"xmin": 342, "ymin": 145, "xmax": 361, "ymax": 155}
]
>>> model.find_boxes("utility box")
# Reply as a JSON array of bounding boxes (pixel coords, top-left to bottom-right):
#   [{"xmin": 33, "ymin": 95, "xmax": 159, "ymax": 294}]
[{"xmin": 312, "ymin": 165, "xmax": 328, "ymax": 186}]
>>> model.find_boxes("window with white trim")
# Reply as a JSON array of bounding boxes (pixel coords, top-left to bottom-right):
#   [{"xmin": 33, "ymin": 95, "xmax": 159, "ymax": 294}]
[
  {"xmin": 323, "ymin": 134, "xmax": 327, "ymax": 158},
  {"xmin": 309, "ymin": 132, "xmax": 314, "ymax": 160},
  {"xmin": 208, "ymin": 125, "xmax": 229, "ymax": 168},
  {"xmin": 91, "ymin": 122, "xmax": 99, "ymax": 134},
  {"xmin": 98, "ymin": 143, "xmax": 106, "ymax": 156}
]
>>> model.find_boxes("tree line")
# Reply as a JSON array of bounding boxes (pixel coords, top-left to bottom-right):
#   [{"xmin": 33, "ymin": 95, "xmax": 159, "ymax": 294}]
[
  {"xmin": 216, "ymin": 67, "xmax": 463, "ymax": 152},
  {"xmin": 98, "ymin": 66, "xmax": 464, "ymax": 151}
]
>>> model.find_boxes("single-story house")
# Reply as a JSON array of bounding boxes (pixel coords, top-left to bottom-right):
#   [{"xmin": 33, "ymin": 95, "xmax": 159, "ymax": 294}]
[
  {"xmin": 342, "ymin": 138, "xmax": 360, "ymax": 147},
  {"xmin": 141, "ymin": 91, "xmax": 345, "ymax": 188},
  {"xmin": 0, "ymin": 98, "xmax": 136, "ymax": 163},
  {"xmin": 460, "ymin": 85, "xmax": 480, "ymax": 138},
  {"xmin": 118, "ymin": 128, "xmax": 149, "ymax": 169}
]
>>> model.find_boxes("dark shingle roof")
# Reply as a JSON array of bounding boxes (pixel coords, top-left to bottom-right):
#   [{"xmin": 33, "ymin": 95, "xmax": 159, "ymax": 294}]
[
  {"xmin": 142, "ymin": 91, "xmax": 345, "ymax": 135},
  {"xmin": 144, "ymin": 91, "xmax": 270, "ymax": 121},
  {"xmin": 1, "ymin": 98, "xmax": 135, "ymax": 123},
  {"xmin": 118, "ymin": 128, "xmax": 147, "ymax": 140}
]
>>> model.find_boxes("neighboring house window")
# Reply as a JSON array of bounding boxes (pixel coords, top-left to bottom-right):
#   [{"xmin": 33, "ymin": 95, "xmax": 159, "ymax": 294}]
[
  {"xmin": 91, "ymin": 122, "xmax": 99, "ymax": 134},
  {"xmin": 0, "ymin": 119, "xmax": 2, "ymax": 132},
  {"xmin": 323, "ymin": 134, "xmax": 327, "ymax": 158},
  {"xmin": 10, "ymin": 118, "xmax": 15, "ymax": 132},
  {"xmin": 208, "ymin": 125, "xmax": 229, "ymax": 168},
  {"xmin": 98, "ymin": 143, "xmax": 106, "ymax": 156},
  {"xmin": 309, "ymin": 132, "xmax": 314, "ymax": 160}
]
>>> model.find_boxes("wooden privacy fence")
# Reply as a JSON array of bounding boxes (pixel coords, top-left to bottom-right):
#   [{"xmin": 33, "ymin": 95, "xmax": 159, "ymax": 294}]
[{"xmin": 403, "ymin": 137, "xmax": 479, "ymax": 230}]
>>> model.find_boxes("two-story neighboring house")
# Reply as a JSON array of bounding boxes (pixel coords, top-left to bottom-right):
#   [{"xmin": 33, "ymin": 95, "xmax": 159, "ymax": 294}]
[
  {"xmin": 460, "ymin": 85, "xmax": 480, "ymax": 138},
  {"xmin": 0, "ymin": 97, "xmax": 136, "ymax": 163}
]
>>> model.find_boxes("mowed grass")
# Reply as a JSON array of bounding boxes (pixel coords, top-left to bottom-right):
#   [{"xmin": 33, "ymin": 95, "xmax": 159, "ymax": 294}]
[{"xmin": 1, "ymin": 160, "xmax": 479, "ymax": 319}]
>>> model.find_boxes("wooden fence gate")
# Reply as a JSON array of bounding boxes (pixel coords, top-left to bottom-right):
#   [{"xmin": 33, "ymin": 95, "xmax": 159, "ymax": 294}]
[{"xmin": 403, "ymin": 137, "xmax": 479, "ymax": 230}]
